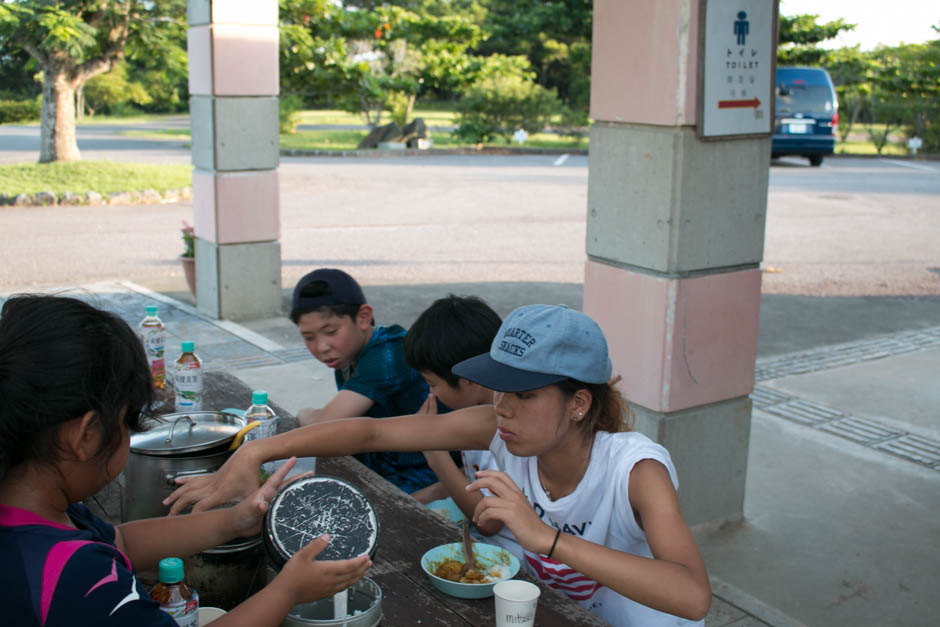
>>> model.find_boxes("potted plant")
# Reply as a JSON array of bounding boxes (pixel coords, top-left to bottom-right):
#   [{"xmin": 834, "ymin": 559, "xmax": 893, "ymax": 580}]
[{"xmin": 180, "ymin": 221, "xmax": 196, "ymax": 297}]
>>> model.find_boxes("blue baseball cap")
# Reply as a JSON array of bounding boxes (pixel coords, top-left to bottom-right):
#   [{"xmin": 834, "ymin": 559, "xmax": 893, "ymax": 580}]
[{"xmin": 452, "ymin": 304, "xmax": 612, "ymax": 392}]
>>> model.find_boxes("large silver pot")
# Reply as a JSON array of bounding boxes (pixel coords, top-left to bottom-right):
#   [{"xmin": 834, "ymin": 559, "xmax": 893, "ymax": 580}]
[
  {"xmin": 281, "ymin": 578, "xmax": 382, "ymax": 627},
  {"xmin": 121, "ymin": 411, "xmax": 246, "ymax": 521},
  {"xmin": 184, "ymin": 535, "xmax": 266, "ymax": 611}
]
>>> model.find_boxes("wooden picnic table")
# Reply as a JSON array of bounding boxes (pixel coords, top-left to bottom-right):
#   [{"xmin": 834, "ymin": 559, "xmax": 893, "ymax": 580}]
[{"xmin": 100, "ymin": 371, "xmax": 608, "ymax": 626}]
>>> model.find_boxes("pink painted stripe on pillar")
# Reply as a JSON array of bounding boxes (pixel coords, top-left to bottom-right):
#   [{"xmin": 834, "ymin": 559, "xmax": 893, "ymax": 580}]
[
  {"xmin": 211, "ymin": 25, "xmax": 279, "ymax": 96},
  {"xmin": 192, "ymin": 169, "xmax": 217, "ymax": 242},
  {"xmin": 584, "ymin": 261, "xmax": 760, "ymax": 412},
  {"xmin": 187, "ymin": 26, "xmax": 212, "ymax": 96},
  {"xmin": 192, "ymin": 171, "xmax": 279, "ymax": 245},
  {"xmin": 590, "ymin": 0, "xmax": 699, "ymax": 126},
  {"xmin": 214, "ymin": 171, "xmax": 280, "ymax": 244},
  {"xmin": 187, "ymin": 25, "xmax": 279, "ymax": 96}
]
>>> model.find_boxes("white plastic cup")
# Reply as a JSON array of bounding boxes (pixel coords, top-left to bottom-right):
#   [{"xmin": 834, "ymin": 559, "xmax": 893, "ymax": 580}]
[
  {"xmin": 493, "ymin": 580, "xmax": 540, "ymax": 627},
  {"xmin": 197, "ymin": 607, "xmax": 226, "ymax": 625}
]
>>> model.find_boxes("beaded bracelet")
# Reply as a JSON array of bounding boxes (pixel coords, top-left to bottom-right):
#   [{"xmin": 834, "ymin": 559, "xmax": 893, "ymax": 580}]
[{"xmin": 546, "ymin": 528, "xmax": 562, "ymax": 559}]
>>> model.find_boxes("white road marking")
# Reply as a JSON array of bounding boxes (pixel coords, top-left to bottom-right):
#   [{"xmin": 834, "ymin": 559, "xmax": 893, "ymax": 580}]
[
  {"xmin": 553, "ymin": 153, "xmax": 570, "ymax": 166},
  {"xmin": 881, "ymin": 159, "xmax": 937, "ymax": 172}
]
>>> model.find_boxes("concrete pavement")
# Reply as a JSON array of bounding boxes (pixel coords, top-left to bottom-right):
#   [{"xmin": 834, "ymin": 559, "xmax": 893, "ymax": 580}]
[{"xmin": 4, "ymin": 279, "xmax": 937, "ymax": 626}]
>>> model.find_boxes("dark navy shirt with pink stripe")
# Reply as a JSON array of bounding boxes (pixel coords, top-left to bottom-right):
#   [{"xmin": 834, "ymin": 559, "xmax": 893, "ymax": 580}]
[{"xmin": 0, "ymin": 503, "xmax": 174, "ymax": 626}]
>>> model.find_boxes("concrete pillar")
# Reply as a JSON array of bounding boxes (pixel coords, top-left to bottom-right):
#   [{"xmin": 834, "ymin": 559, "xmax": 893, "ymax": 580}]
[
  {"xmin": 187, "ymin": 0, "xmax": 281, "ymax": 320},
  {"xmin": 585, "ymin": 0, "xmax": 775, "ymax": 525}
]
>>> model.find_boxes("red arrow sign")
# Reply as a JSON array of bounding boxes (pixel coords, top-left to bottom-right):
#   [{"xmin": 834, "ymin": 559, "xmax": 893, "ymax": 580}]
[{"xmin": 718, "ymin": 97, "xmax": 761, "ymax": 109}]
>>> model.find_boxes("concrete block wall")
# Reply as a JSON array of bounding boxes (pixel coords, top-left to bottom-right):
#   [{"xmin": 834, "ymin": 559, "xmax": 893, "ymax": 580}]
[
  {"xmin": 187, "ymin": 0, "xmax": 281, "ymax": 320},
  {"xmin": 586, "ymin": 0, "xmax": 773, "ymax": 525}
]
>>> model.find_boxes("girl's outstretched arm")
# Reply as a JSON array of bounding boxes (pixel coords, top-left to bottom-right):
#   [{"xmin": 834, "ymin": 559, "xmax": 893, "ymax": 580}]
[
  {"xmin": 470, "ymin": 462, "xmax": 711, "ymax": 621},
  {"xmin": 164, "ymin": 405, "xmax": 497, "ymax": 515},
  {"xmin": 117, "ymin": 459, "xmax": 302, "ymax": 570}
]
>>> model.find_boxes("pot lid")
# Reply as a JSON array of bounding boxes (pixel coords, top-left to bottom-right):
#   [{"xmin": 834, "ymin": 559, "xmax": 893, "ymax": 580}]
[
  {"xmin": 264, "ymin": 476, "xmax": 379, "ymax": 567},
  {"xmin": 131, "ymin": 411, "xmax": 246, "ymax": 456}
]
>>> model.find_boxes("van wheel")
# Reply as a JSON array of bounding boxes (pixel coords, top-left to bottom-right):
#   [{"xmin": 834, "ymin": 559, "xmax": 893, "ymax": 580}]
[{"xmin": 808, "ymin": 155, "xmax": 824, "ymax": 167}]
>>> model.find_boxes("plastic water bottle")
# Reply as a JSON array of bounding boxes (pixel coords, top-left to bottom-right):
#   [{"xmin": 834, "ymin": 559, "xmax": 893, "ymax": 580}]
[
  {"xmin": 138, "ymin": 305, "xmax": 166, "ymax": 389},
  {"xmin": 244, "ymin": 390, "xmax": 278, "ymax": 478},
  {"xmin": 150, "ymin": 557, "xmax": 199, "ymax": 626},
  {"xmin": 173, "ymin": 341, "xmax": 203, "ymax": 412}
]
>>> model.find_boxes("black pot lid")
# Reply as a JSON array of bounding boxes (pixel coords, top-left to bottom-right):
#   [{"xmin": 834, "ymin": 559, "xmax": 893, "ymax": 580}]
[
  {"xmin": 264, "ymin": 476, "xmax": 379, "ymax": 568},
  {"xmin": 130, "ymin": 411, "xmax": 246, "ymax": 456}
]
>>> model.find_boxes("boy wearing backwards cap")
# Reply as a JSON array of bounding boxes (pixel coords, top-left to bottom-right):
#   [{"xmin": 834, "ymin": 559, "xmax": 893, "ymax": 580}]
[{"xmin": 286, "ymin": 268, "xmax": 439, "ymax": 498}]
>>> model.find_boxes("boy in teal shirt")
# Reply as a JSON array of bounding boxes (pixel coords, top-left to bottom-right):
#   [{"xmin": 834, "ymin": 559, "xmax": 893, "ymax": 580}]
[{"xmin": 291, "ymin": 268, "xmax": 436, "ymax": 496}]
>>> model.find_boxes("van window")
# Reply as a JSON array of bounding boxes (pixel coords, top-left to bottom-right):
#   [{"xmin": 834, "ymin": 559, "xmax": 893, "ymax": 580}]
[{"xmin": 775, "ymin": 83, "xmax": 835, "ymax": 115}]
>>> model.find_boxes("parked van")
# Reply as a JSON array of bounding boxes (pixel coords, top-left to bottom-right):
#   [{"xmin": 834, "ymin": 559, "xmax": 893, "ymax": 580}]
[{"xmin": 772, "ymin": 66, "xmax": 838, "ymax": 166}]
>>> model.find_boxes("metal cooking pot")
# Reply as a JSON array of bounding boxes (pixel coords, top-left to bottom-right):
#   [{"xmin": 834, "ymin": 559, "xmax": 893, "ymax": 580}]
[
  {"xmin": 281, "ymin": 578, "xmax": 382, "ymax": 627},
  {"xmin": 121, "ymin": 411, "xmax": 246, "ymax": 521},
  {"xmin": 184, "ymin": 535, "xmax": 266, "ymax": 611}
]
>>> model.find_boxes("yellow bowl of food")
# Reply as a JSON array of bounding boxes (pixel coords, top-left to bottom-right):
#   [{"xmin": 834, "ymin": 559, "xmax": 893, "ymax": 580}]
[{"xmin": 420, "ymin": 542, "xmax": 520, "ymax": 599}]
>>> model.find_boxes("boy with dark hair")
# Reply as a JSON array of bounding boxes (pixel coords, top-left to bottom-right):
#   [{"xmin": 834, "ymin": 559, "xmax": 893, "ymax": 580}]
[
  {"xmin": 290, "ymin": 268, "xmax": 437, "ymax": 497},
  {"xmin": 404, "ymin": 295, "xmax": 507, "ymax": 537}
]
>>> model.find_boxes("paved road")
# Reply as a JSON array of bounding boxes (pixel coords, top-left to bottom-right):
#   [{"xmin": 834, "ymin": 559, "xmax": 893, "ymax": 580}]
[{"xmin": 1, "ymin": 122, "xmax": 938, "ymax": 356}]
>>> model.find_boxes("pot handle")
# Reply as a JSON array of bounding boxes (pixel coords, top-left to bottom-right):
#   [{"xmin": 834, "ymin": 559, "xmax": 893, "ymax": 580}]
[
  {"xmin": 165, "ymin": 415, "xmax": 195, "ymax": 444},
  {"xmin": 165, "ymin": 469, "xmax": 211, "ymax": 488}
]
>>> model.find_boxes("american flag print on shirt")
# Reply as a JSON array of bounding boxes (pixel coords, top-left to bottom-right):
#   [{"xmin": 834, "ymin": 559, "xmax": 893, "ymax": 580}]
[{"xmin": 525, "ymin": 552, "xmax": 603, "ymax": 601}]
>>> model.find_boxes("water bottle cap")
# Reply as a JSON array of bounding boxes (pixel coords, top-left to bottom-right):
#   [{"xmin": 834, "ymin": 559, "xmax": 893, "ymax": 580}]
[
  {"xmin": 181, "ymin": 340, "xmax": 195, "ymax": 352},
  {"xmin": 252, "ymin": 390, "xmax": 269, "ymax": 405},
  {"xmin": 146, "ymin": 305, "xmax": 158, "ymax": 316},
  {"xmin": 158, "ymin": 557, "xmax": 184, "ymax": 584}
]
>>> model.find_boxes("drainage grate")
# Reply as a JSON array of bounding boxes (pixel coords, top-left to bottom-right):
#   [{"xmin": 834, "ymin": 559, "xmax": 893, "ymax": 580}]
[
  {"xmin": 216, "ymin": 354, "xmax": 284, "ymax": 370},
  {"xmin": 819, "ymin": 417, "xmax": 904, "ymax": 445},
  {"xmin": 750, "ymin": 386, "xmax": 791, "ymax": 408},
  {"xmin": 874, "ymin": 434, "xmax": 940, "ymax": 466},
  {"xmin": 754, "ymin": 326, "xmax": 940, "ymax": 381},
  {"xmin": 274, "ymin": 347, "xmax": 315, "ymax": 363},
  {"xmin": 763, "ymin": 399, "xmax": 843, "ymax": 426}
]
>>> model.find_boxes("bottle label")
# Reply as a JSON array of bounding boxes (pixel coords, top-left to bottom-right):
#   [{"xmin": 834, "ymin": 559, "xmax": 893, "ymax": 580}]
[
  {"xmin": 139, "ymin": 326, "xmax": 165, "ymax": 383},
  {"xmin": 174, "ymin": 363, "xmax": 203, "ymax": 411},
  {"xmin": 160, "ymin": 592, "xmax": 199, "ymax": 627},
  {"xmin": 245, "ymin": 416, "xmax": 279, "ymax": 477},
  {"xmin": 245, "ymin": 417, "xmax": 278, "ymax": 440}
]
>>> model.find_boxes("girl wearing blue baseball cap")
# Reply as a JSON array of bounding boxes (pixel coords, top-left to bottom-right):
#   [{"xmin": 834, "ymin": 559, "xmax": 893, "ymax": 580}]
[{"xmin": 168, "ymin": 304, "xmax": 710, "ymax": 626}]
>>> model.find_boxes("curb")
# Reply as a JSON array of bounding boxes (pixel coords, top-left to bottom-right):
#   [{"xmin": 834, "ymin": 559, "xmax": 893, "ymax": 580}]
[
  {"xmin": 0, "ymin": 186, "xmax": 192, "ymax": 208},
  {"xmin": 281, "ymin": 146, "xmax": 588, "ymax": 158},
  {"xmin": 709, "ymin": 576, "xmax": 808, "ymax": 627}
]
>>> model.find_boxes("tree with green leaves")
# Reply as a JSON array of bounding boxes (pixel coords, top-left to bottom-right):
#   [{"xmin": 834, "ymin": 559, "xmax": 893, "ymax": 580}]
[
  {"xmin": 0, "ymin": 0, "xmax": 186, "ymax": 162},
  {"xmin": 777, "ymin": 13, "xmax": 855, "ymax": 66},
  {"xmin": 280, "ymin": 1, "xmax": 481, "ymax": 127},
  {"xmin": 478, "ymin": 0, "xmax": 592, "ymax": 117}
]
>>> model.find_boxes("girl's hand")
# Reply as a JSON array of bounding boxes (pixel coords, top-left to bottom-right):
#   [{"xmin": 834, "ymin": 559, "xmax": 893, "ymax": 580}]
[
  {"xmin": 275, "ymin": 534, "xmax": 372, "ymax": 606},
  {"xmin": 229, "ymin": 458, "xmax": 312, "ymax": 538},
  {"xmin": 467, "ymin": 470, "xmax": 557, "ymax": 554},
  {"xmin": 164, "ymin": 441, "xmax": 264, "ymax": 514}
]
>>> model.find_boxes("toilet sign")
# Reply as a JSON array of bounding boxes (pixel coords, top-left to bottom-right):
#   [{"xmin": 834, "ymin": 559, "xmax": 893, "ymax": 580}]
[{"xmin": 698, "ymin": 0, "xmax": 777, "ymax": 139}]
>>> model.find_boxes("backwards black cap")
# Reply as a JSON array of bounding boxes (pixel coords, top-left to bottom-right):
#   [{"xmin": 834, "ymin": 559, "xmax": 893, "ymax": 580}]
[{"xmin": 290, "ymin": 268, "xmax": 366, "ymax": 320}]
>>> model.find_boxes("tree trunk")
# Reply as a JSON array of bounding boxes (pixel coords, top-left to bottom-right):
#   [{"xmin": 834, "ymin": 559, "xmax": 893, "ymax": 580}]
[
  {"xmin": 76, "ymin": 82, "xmax": 85, "ymax": 121},
  {"xmin": 403, "ymin": 93, "xmax": 416, "ymax": 127},
  {"xmin": 39, "ymin": 68, "xmax": 82, "ymax": 163}
]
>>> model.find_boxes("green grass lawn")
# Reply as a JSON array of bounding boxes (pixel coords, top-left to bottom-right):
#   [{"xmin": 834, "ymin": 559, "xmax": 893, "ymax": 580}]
[
  {"xmin": 126, "ymin": 124, "xmax": 588, "ymax": 151},
  {"xmin": 836, "ymin": 139, "xmax": 907, "ymax": 156},
  {"xmin": 293, "ymin": 106, "xmax": 459, "ymax": 128},
  {"xmin": 0, "ymin": 161, "xmax": 192, "ymax": 197},
  {"xmin": 115, "ymin": 108, "xmax": 914, "ymax": 155}
]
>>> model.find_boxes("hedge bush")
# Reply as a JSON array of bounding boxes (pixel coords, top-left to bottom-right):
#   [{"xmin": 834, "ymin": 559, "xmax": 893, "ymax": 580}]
[
  {"xmin": 454, "ymin": 74, "xmax": 561, "ymax": 143},
  {"xmin": 0, "ymin": 99, "xmax": 40, "ymax": 124}
]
